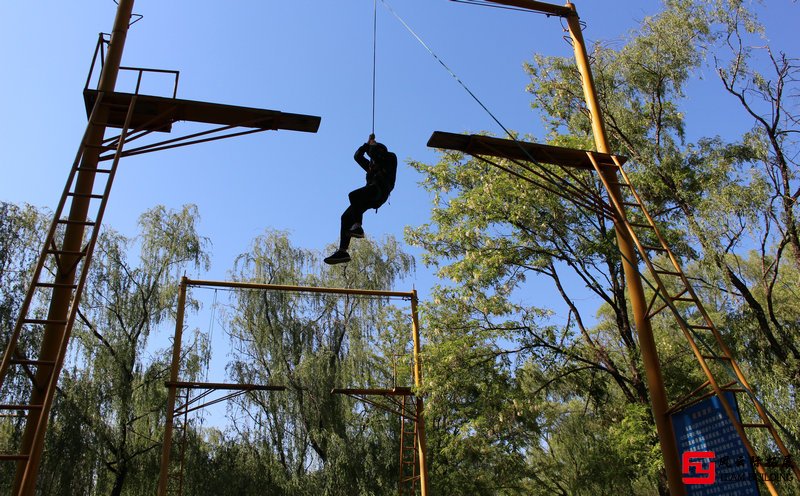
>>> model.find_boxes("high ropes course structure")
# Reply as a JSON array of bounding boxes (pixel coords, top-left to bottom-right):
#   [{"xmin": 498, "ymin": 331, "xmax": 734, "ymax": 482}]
[{"xmin": 0, "ymin": 1, "xmax": 798, "ymax": 495}]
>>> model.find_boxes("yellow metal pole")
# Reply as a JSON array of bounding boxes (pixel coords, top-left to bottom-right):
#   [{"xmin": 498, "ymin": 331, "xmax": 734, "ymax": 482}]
[
  {"xmin": 157, "ymin": 277, "xmax": 188, "ymax": 496},
  {"xmin": 184, "ymin": 278, "xmax": 413, "ymax": 299},
  {"xmin": 14, "ymin": 2, "xmax": 135, "ymax": 494},
  {"xmin": 564, "ymin": 4, "xmax": 685, "ymax": 495},
  {"xmin": 410, "ymin": 291, "xmax": 429, "ymax": 496}
]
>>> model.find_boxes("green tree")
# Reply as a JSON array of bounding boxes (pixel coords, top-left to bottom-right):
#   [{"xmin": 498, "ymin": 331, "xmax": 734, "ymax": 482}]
[
  {"xmin": 409, "ymin": 0, "xmax": 798, "ymax": 493},
  {"xmin": 188, "ymin": 231, "xmax": 415, "ymax": 495},
  {"xmin": 0, "ymin": 202, "xmax": 49, "ymax": 491},
  {"xmin": 37, "ymin": 204, "xmax": 210, "ymax": 495}
]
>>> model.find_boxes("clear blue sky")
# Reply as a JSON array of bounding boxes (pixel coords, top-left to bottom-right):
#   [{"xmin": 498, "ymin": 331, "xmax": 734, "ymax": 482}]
[
  {"xmin": 0, "ymin": 0, "xmax": 794, "ymax": 298},
  {"xmin": 2, "ymin": 0, "xmax": 796, "ymax": 418}
]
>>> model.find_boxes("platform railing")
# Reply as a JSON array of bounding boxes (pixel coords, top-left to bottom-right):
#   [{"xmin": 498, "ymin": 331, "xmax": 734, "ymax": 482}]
[{"xmin": 85, "ymin": 32, "xmax": 179, "ymax": 98}]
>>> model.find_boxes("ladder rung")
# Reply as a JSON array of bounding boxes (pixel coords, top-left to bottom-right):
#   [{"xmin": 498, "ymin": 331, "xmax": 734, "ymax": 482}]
[
  {"xmin": 629, "ymin": 222, "xmax": 654, "ymax": 229},
  {"xmin": 609, "ymin": 181, "xmax": 632, "ymax": 187},
  {"xmin": 741, "ymin": 423, "xmax": 769, "ymax": 429},
  {"xmin": 689, "ymin": 324, "xmax": 713, "ymax": 330},
  {"xmin": 35, "ymin": 282, "xmax": 78, "ymax": 289},
  {"xmin": 622, "ymin": 202, "xmax": 640, "ymax": 208},
  {"xmin": 647, "ymin": 302, "xmax": 670, "ymax": 319},
  {"xmin": 721, "ymin": 386, "xmax": 747, "ymax": 393},
  {"xmin": 22, "ymin": 318, "xmax": 67, "ymax": 325},
  {"xmin": 57, "ymin": 219, "xmax": 96, "ymax": 226},
  {"xmin": 0, "ymin": 454, "xmax": 30, "ymax": 461},
  {"xmin": 46, "ymin": 249, "xmax": 86, "ymax": 256},
  {"xmin": 67, "ymin": 192, "xmax": 104, "ymax": 200},
  {"xmin": 10, "ymin": 358, "xmax": 56, "ymax": 367},
  {"xmin": 0, "ymin": 404, "xmax": 42, "ymax": 411},
  {"xmin": 642, "ymin": 245, "xmax": 668, "ymax": 252},
  {"xmin": 672, "ymin": 296, "xmax": 695, "ymax": 302},
  {"xmin": 654, "ymin": 269, "xmax": 682, "ymax": 277},
  {"xmin": 74, "ymin": 167, "xmax": 112, "ymax": 174},
  {"xmin": 700, "ymin": 355, "xmax": 731, "ymax": 361},
  {"xmin": 83, "ymin": 143, "xmax": 114, "ymax": 151}
]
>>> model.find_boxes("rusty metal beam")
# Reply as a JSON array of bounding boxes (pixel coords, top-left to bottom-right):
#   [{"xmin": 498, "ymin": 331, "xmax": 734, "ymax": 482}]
[
  {"xmin": 166, "ymin": 381, "xmax": 286, "ymax": 392},
  {"xmin": 427, "ymin": 131, "xmax": 626, "ymax": 170},
  {"xmin": 184, "ymin": 278, "xmax": 414, "ymax": 299},
  {"xmin": 331, "ymin": 387, "xmax": 413, "ymax": 396},
  {"xmin": 83, "ymin": 89, "xmax": 321, "ymax": 133},
  {"xmin": 466, "ymin": 0, "xmax": 574, "ymax": 17}
]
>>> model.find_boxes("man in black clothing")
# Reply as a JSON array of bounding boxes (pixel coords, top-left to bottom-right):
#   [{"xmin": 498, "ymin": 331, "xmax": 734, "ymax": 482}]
[{"xmin": 324, "ymin": 135, "xmax": 397, "ymax": 265}]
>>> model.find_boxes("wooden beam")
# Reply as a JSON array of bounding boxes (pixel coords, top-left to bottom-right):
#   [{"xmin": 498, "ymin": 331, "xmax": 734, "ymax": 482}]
[
  {"xmin": 84, "ymin": 89, "xmax": 321, "ymax": 133},
  {"xmin": 427, "ymin": 131, "xmax": 626, "ymax": 170}
]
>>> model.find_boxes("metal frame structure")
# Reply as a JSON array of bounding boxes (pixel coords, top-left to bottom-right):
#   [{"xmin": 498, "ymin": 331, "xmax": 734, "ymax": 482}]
[
  {"xmin": 430, "ymin": 2, "xmax": 799, "ymax": 494},
  {"xmin": 2, "ymin": 0, "xmax": 796, "ymax": 494},
  {"xmin": 331, "ymin": 387, "xmax": 422, "ymax": 495},
  {"xmin": 0, "ymin": 2, "xmax": 320, "ymax": 494},
  {"xmin": 157, "ymin": 278, "xmax": 430, "ymax": 496}
]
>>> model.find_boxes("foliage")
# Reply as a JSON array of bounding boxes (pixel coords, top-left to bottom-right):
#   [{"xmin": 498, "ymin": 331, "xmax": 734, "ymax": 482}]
[
  {"xmin": 405, "ymin": 0, "xmax": 799, "ymax": 494},
  {"xmin": 213, "ymin": 230, "xmax": 414, "ymax": 495},
  {"xmin": 1, "ymin": 1, "xmax": 799, "ymax": 494}
]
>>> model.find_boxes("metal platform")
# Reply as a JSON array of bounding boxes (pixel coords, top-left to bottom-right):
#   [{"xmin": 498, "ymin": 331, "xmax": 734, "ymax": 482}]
[
  {"xmin": 427, "ymin": 131, "xmax": 626, "ymax": 170},
  {"xmin": 83, "ymin": 89, "xmax": 321, "ymax": 134}
]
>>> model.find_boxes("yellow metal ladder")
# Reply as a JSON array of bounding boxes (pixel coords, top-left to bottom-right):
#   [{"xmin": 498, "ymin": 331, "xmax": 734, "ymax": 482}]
[
  {"xmin": 398, "ymin": 393, "xmax": 419, "ymax": 496},
  {"xmin": 0, "ymin": 93, "xmax": 139, "ymax": 491},
  {"xmin": 587, "ymin": 152, "xmax": 800, "ymax": 493},
  {"xmin": 165, "ymin": 387, "xmax": 191, "ymax": 496}
]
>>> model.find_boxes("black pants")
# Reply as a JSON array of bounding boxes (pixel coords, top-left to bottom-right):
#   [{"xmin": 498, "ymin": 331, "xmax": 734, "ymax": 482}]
[{"xmin": 339, "ymin": 183, "xmax": 385, "ymax": 250}]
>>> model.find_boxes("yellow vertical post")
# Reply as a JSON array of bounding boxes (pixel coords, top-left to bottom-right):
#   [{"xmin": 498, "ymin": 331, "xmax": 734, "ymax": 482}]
[
  {"xmin": 157, "ymin": 277, "xmax": 188, "ymax": 496},
  {"xmin": 410, "ymin": 291, "xmax": 429, "ymax": 496},
  {"xmin": 565, "ymin": 4, "xmax": 685, "ymax": 495},
  {"xmin": 13, "ymin": 2, "xmax": 135, "ymax": 495}
]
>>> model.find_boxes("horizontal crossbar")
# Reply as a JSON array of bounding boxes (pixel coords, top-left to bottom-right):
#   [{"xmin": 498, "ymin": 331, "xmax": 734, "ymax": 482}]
[
  {"xmin": 427, "ymin": 131, "xmax": 626, "ymax": 170},
  {"xmin": 184, "ymin": 278, "xmax": 414, "ymax": 299}
]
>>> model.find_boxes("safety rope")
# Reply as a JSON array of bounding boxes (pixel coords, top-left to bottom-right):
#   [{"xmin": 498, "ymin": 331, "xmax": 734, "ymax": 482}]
[
  {"xmin": 379, "ymin": 0, "xmax": 512, "ymax": 140},
  {"xmin": 372, "ymin": 0, "xmax": 378, "ymax": 135}
]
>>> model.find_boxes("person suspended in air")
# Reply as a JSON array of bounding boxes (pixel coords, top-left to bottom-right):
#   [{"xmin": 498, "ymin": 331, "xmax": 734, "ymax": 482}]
[{"xmin": 324, "ymin": 134, "xmax": 397, "ymax": 265}]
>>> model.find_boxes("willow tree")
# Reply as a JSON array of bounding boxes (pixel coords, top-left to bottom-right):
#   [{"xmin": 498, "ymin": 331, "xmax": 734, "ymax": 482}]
[
  {"xmin": 200, "ymin": 231, "xmax": 414, "ymax": 495},
  {"xmin": 0, "ymin": 202, "xmax": 48, "ymax": 491},
  {"xmin": 39, "ymin": 205, "xmax": 210, "ymax": 495}
]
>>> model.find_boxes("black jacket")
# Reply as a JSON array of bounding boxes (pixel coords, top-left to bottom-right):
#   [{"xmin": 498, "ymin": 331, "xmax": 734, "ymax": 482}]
[{"xmin": 354, "ymin": 143, "xmax": 397, "ymax": 202}]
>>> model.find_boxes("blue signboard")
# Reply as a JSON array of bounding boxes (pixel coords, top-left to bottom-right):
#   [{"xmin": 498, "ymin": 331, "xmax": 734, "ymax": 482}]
[{"xmin": 671, "ymin": 391, "xmax": 760, "ymax": 495}]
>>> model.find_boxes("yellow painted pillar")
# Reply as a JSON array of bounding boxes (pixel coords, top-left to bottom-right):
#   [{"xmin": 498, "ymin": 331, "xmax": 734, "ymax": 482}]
[
  {"xmin": 14, "ymin": 2, "xmax": 136, "ymax": 494},
  {"xmin": 565, "ymin": 4, "xmax": 685, "ymax": 495},
  {"xmin": 410, "ymin": 291, "xmax": 430, "ymax": 496},
  {"xmin": 157, "ymin": 277, "xmax": 188, "ymax": 495}
]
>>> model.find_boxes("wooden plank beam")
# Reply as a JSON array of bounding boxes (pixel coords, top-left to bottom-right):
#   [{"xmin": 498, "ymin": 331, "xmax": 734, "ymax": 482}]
[
  {"xmin": 427, "ymin": 131, "xmax": 626, "ymax": 170},
  {"xmin": 84, "ymin": 89, "xmax": 321, "ymax": 133}
]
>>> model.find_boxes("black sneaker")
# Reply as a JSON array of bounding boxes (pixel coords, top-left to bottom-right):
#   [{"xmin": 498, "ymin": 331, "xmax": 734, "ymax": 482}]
[
  {"xmin": 348, "ymin": 225, "xmax": 365, "ymax": 238},
  {"xmin": 324, "ymin": 250, "xmax": 351, "ymax": 265}
]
